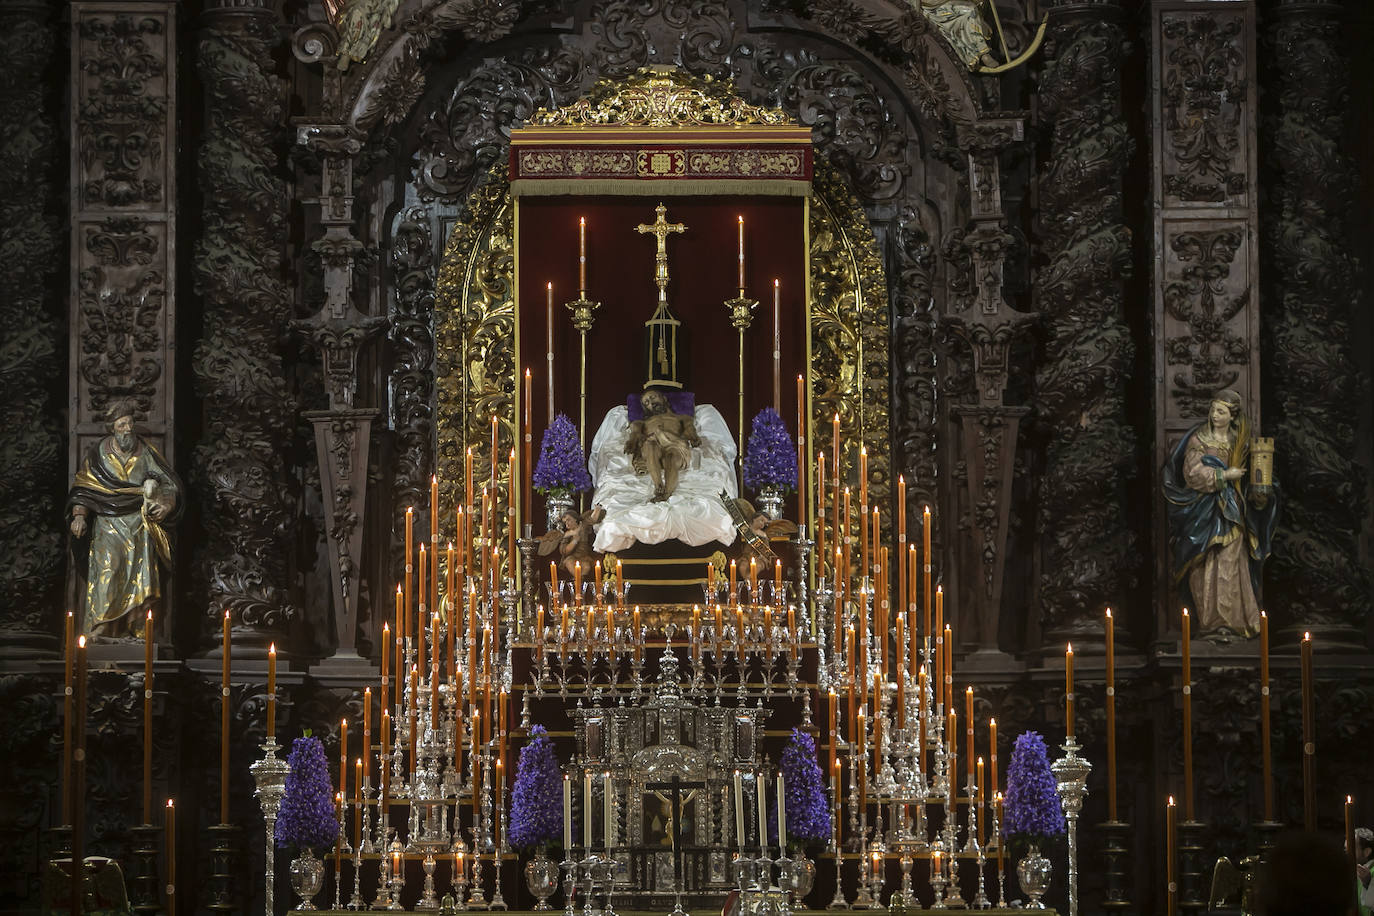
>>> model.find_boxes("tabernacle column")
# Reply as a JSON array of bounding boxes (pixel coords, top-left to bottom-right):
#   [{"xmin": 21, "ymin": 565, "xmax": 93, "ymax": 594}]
[
  {"xmin": 192, "ymin": 0, "xmax": 295, "ymax": 655},
  {"xmin": 0, "ymin": 0, "xmax": 66, "ymax": 657},
  {"xmin": 1035, "ymin": 0, "xmax": 1138, "ymax": 644},
  {"xmin": 1260, "ymin": 0, "xmax": 1370, "ymax": 645}
]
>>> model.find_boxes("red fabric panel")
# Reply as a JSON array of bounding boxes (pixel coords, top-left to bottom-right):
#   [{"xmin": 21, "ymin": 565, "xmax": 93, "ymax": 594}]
[{"xmin": 519, "ymin": 195, "xmax": 807, "ymax": 456}]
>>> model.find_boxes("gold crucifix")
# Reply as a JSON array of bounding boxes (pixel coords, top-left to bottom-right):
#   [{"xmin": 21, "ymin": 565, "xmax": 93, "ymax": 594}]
[{"xmin": 635, "ymin": 203, "xmax": 687, "ymax": 301}]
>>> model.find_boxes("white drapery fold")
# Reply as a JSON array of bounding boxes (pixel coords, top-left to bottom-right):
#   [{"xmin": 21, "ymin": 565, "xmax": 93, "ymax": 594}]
[{"xmin": 589, "ymin": 405, "xmax": 739, "ymax": 553}]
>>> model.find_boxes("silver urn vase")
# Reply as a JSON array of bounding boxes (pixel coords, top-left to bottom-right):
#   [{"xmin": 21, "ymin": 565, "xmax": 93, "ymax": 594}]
[
  {"xmin": 288, "ymin": 847, "xmax": 325, "ymax": 910},
  {"xmin": 524, "ymin": 851, "xmax": 559, "ymax": 910},
  {"xmin": 1016, "ymin": 843, "xmax": 1052, "ymax": 909},
  {"xmin": 789, "ymin": 853, "xmax": 816, "ymax": 904},
  {"xmin": 757, "ymin": 484, "xmax": 785, "ymax": 520},
  {"xmin": 545, "ymin": 491, "xmax": 575, "ymax": 531}
]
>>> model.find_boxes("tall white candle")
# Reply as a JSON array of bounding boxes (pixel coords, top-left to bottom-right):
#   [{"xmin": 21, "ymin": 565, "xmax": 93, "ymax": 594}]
[
  {"xmin": 584, "ymin": 772, "xmax": 592, "ymax": 849},
  {"xmin": 734, "ymin": 770, "xmax": 745, "ymax": 848},
  {"xmin": 776, "ymin": 771, "xmax": 787, "ymax": 850},
  {"xmin": 737, "ymin": 215, "xmax": 745, "ymax": 290},
  {"xmin": 756, "ymin": 772, "xmax": 768, "ymax": 851},
  {"xmin": 563, "ymin": 774, "xmax": 572, "ymax": 851}
]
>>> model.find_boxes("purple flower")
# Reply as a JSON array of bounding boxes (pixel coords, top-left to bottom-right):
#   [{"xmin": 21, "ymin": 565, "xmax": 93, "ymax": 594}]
[
  {"xmin": 277, "ymin": 735, "xmax": 340, "ymax": 851},
  {"xmin": 533, "ymin": 414, "xmax": 592, "ymax": 496},
  {"xmin": 769, "ymin": 729, "xmax": 832, "ymax": 848},
  {"xmin": 507, "ymin": 725, "xmax": 565, "ymax": 851},
  {"xmin": 1003, "ymin": 731, "xmax": 1065, "ymax": 842},
  {"xmin": 743, "ymin": 408, "xmax": 798, "ymax": 493}
]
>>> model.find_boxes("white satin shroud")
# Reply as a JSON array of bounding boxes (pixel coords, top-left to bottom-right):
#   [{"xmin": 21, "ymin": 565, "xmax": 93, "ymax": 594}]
[{"xmin": 589, "ymin": 405, "xmax": 739, "ymax": 553}]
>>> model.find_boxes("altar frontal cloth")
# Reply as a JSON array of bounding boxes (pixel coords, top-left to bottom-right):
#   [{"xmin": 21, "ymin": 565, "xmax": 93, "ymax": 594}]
[{"xmin": 510, "ymin": 125, "xmax": 813, "ymax": 197}]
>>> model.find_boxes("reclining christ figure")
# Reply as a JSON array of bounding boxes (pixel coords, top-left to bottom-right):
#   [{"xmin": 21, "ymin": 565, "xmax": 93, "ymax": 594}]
[{"xmin": 588, "ymin": 390, "xmax": 738, "ymax": 553}]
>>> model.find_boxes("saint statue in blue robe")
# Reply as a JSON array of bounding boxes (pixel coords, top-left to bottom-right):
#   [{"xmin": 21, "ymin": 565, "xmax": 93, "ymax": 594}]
[{"xmin": 1163, "ymin": 389, "xmax": 1279, "ymax": 637}]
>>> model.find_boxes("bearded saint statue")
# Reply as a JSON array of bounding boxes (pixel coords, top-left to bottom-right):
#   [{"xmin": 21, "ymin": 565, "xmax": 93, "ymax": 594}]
[{"xmin": 67, "ymin": 400, "xmax": 182, "ymax": 638}]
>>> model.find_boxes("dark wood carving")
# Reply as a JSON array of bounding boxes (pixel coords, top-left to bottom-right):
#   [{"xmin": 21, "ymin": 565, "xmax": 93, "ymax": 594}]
[
  {"xmin": 191, "ymin": 0, "xmax": 296, "ymax": 648},
  {"xmin": 1151, "ymin": 3, "xmax": 1261, "ymax": 640},
  {"xmin": 1259, "ymin": 0, "xmax": 1370, "ymax": 637},
  {"xmin": 388, "ymin": 208, "xmax": 437, "ymax": 586},
  {"xmin": 1034, "ymin": 0, "xmax": 1138, "ymax": 640},
  {"xmin": 70, "ymin": 7, "xmax": 177, "ymax": 469},
  {"xmin": 944, "ymin": 117, "xmax": 1033, "ymax": 655},
  {"xmin": 1162, "ymin": 225, "xmax": 1251, "ymax": 415},
  {"xmin": 0, "ymin": 0, "xmax": 65, "ymax": 649},
  {"xmin": 1159, "ymin": 15, "xmax": 1248, "ymax": 206}
]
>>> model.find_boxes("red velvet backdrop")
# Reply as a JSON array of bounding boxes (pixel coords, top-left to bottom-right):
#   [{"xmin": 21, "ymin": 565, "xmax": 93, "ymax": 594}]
[{"xmin": 518, "ymin": 195, "xmax": 807, "ymax": 478}]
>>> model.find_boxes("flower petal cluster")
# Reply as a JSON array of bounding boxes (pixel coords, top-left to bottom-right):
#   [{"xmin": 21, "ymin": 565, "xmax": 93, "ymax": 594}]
[
  {"xmin": 277, "ymin": 736, "xmax": 340, "ymax": 851},
  {"xmin": 742, "ymin": 407, "xmax": 798, "ymax": 493},
  {"xmin": 769, "ymin": 728, "xmax": 832, "ymax": 847},
  {"xmin": 533, "ymin": 414, "xmax": 592, "ymax": 496},
  {"xmin": 1003, "ymin": 731, "xmax": 1065, "ymax": 842},
  {"xmin": 507, "ymin": 725, "xmax": 565, "ymax": 851}
]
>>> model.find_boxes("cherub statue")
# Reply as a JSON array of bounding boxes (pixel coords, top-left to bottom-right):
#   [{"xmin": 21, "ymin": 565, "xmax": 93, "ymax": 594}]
[
  {"xmin": 538, "ymin": 506, "xmax": 606, "ymax": 579},
  {"xmin": 624, "ymin": 389, "xmax": 700, "ymax": 502}
]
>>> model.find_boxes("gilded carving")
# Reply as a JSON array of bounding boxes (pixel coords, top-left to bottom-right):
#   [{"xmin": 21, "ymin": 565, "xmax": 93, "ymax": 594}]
[
  {"xmin": 528, "ymin": 68, "xmax": 792, "ymax": 128},
  {"xmin": 433, "ymin": 174, "xmax": 516, "ymax": 542},
  {"xmin": 808, "ymin": 164, "xmax": 891, "ymax": 513}
]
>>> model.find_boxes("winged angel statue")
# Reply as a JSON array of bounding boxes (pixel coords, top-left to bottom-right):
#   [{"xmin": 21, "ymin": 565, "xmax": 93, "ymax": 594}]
[
  {"xmin": 330, "ymin": 0, "xmax": 401, "ymax": 70},
  {"xmin": 915, "ymin": 0, "xmax": 1047, "ymax": 73}
]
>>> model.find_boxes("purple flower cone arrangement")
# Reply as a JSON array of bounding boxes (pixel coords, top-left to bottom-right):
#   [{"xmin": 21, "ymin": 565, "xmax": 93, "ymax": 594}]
[
  {"xmin": 533, "ymin": 414, "xmax": 591, "ymax": 496},
  {"xmin": 770, "ymin": 728, "xmax": 832, "ymax": 847},
  {"xmin": 1003, "ymin": 731, "xmax": 1065, "ymax": 843},
  {"xmin": 277, "ymin": 735, "xmax": 340, "ymax": 851},
  {"xmin": 743, "ymin": 407, "xmax": 798, "ymax": 493},
  {"xmin": 507, "ymin": 725, "xmax": 564, "ymax": 851}
]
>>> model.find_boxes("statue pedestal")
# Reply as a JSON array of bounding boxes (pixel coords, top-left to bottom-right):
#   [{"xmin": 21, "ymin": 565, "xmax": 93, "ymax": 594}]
[{"xmin": 310, "ymin": 649, "xmax": 378, "ymax": 682}]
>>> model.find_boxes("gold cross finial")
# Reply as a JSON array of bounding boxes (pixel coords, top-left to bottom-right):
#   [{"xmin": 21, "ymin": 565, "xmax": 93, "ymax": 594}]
[{"xmin": 636, "ymin": 203, "xmax": 687, "ymax": 299}]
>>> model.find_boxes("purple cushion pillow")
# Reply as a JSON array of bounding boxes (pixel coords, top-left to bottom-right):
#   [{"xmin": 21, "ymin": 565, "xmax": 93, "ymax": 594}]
[{"xmin": 626, "ymin": 391, "xmax": 695, "ymax": 421}]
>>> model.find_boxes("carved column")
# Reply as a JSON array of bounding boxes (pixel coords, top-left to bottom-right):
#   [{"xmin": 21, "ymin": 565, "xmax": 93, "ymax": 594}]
[
  {"xmin": 1035, "ymin": 0, "xmax": 1137, "ymax": 643},
  {"xmin": 1259, "ymin": 0, "xmax": 1370, "ymax": 642},
  {"xmin": 944, "ymin": 118, "xmax": 1033, "ymax": 662},
  {"xmin": 192, "ymin": 0, "xmax": 295, "ymax": 654},
  {"xmin": 1151, "ymin": 1, "xmax": 1262, "ymax": 638},
  {"xmin": 0, "ymin": 0, "xmax": 65, "ymax": 655},
  {"xmin": 294, "ymin": 123, "xmax": 386, "ymax": 674}
]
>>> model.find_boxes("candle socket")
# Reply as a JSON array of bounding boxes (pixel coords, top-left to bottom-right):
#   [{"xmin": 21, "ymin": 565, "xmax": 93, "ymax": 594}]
[
  {"xmin": 1176, "ymin": 820, "xmax": 1208, "ymax": 913},
  {"xmin": 1098, "ymin": 820, "xmax": 1132, "ymax": 911},
  {"xmin": 204, "ymin": 824, "xmax": 241, "ymax": 915},
  {"xmin": 127, "ymin": 823, "xmax": 165, "ymax": 915},
  {"xmin": 1253, "ymin": 819, "xmax": 1283, "ymax": 860}
]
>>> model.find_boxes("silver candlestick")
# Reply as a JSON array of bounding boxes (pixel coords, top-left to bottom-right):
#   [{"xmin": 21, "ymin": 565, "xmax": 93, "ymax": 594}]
[
  {"xmin": 250, "ymin": 738, "xmax": 290, "ymax": 916},
  {"xmin": 1052, "ymin": 735, "xmax": 1092, "ymax": 916}
]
